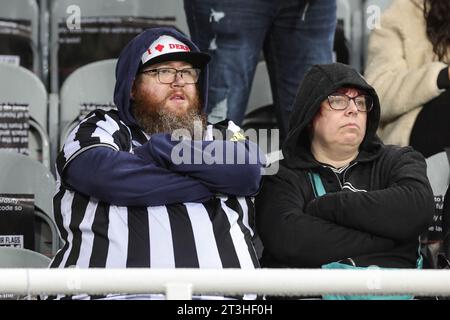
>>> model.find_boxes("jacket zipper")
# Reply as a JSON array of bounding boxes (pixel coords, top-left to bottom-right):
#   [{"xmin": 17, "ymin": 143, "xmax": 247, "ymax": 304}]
[
  {"xmin": 301, "ymin": 1, "xmax": 310, "ymax": 21},
  {"xmin": 342, "ymin": 162, "xmax": 358, "ymax": 185},
  {"xmin": 325, "ymin": 162, "xmax": 358, "ymax": 190},
  {"xmin": 336, "ymin": 162, "xmax": 359, "ymax": 267}
]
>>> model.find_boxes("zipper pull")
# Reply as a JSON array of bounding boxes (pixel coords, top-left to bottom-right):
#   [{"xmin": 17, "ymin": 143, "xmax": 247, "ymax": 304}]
[{"xmin": 302, "ymin": 1, "xmax": 310, "ymax": 21}]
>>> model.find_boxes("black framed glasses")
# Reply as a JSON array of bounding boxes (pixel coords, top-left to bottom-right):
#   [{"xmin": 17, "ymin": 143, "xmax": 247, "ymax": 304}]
[
  {"xmin": 327, "ymin": 93, "xmax": 374, "ymax": 112},
  {"xmin": 139, "ymin": 67, "xmax": 201, "ymax": 84}
]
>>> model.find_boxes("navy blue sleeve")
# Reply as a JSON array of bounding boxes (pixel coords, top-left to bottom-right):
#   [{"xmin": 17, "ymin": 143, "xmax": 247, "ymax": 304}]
[
  {"xmin": 135, "ymin": 133, "xmax": 265, "ymax": 196},
  {"xmin": 64, "ymin": 146, "xmax": 214, "ymax": 206}
]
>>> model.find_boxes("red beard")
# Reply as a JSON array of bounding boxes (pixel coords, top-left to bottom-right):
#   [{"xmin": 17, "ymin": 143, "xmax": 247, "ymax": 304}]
[{"xmin": 131, "ymin": 89, "xmax": 207, "ymax": 138}]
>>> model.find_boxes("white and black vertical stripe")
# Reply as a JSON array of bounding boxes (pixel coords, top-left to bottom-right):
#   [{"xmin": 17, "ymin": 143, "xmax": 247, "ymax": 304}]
[
  {"xmin": 225, "ymin": 197, "xmax": 259, "ymax": 268},
  {"xmin": 148, "ymin": 206, "xmax": 175, "ymax": 268},
  {"xmin": 221, "ymin": 198, "xmax": 258, "ymax": 269},
  {"xmin": 76, "ymin": 200, "xmax": 98, "ymax": 267},
  {"xmin": 49, "ymin": 187, "xmax": 68, "ymax": 268},
  {"xmin": 89, "ymin": 202, "xmax": 110, "ymax": 267},
  {"xmin": 105, "ymin": 206, "xmax": 128, "ymax": 267},
  {"xmin": 167, "ymin": 204, "xmax": 199, "ymax": 268},
  {"xmin": 127, "ymin": 207, "xmax": 150, "ymax": 267},
  {"xmin": 203, "ymin": 199, "xmax": 240, "ymax": 268},
  {"xmin": 64, "ymin": 193, "xmax": 90, "ymax": 267},
  {"xmin": 185, "ymin": 203, "xmax": 222, "ymax": 268}
]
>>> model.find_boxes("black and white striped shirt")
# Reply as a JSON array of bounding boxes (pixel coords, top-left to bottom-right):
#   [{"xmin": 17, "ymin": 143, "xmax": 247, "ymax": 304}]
[
  {"xmin": 51, "ymin": 192, "xmax": 258, "ymax": 270},
  {"xmin": 50, "ymin": 110, "xmax": 260, "ymax": 299}
]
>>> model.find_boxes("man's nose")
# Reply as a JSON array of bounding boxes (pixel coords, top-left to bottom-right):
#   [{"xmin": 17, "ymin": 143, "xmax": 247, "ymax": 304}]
[{"xmin": 171, "ymin": 71, "xmax": 186, "ymax": 87}]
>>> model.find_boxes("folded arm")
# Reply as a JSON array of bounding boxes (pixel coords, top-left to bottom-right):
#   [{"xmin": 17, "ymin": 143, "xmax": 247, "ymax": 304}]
[
  {"xmin": 136, "ymin": 133, "xmax": 265, "ymax": 196},
  {"xmin": 64, "ymin": 146, "xmax": 214, "ymax": 206},
  {"xmin": 255, "ymin": 167, "xmax": 395, "ymax": 267},
  {"xmin": 306, "ymin": 148, "xmax": 435, "ymax": 242}
]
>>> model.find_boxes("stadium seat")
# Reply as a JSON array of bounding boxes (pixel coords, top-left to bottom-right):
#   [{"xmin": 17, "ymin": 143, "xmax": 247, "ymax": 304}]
[
  {"xmin": 0, "ymin": 150, "xmax": 60, "ymax": 257},
  {"xmin": 0, "ymin": 0, "xmax": 40, "ymax": 76},
  {"xmin": 335, "ymin": 0, "xmax": 351, "ymax": 65},
  {"xmin": 0, "ymin": 63, "xmax": 50, "ymax": 169},
  {"xmin": 427, "ymin": 151, "xmax": 450, "ymax": 200},
  {"xmin": 422, "ymin": 150, "xmax": 450, "ymax": 268},
  {"xmin": 50, "ymin": 0, "xmax": 189, "ymax": 92},
  {"xmin": 241, "ymin": 60, "xmax": 279, "ymax": 155},
  {"xmin": 442, "ymin": 186, "xmax": 450, "ymax": 269},
  {"xmin": 244, "ymin": 60, "xmax": 273, "ymax": 120},
  {"xmin": 0, "ymin": 247, "xmax": 50, "ymax": 268},
  {"xmin": 59, "ymin": 59, "xmax": 117, "ymax": 148}
]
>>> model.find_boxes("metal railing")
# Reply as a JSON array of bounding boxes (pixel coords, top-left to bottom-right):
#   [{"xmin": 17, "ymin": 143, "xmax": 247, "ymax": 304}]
[{"xmin": 1, "ymin": 268, "xmax": 450, "ymax": 299}]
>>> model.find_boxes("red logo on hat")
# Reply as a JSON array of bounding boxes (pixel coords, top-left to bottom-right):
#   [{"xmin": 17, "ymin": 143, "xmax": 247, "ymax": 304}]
[
  {"xmin": 155, "ymin": 44, "xmax": 165, "ymax": 52},
  {"xmin": 169, "ymin": 43, "xmax": 190, "ymax": 51}
]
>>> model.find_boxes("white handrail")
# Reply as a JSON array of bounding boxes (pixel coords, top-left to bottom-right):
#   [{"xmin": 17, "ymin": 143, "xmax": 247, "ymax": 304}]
[{"xmin": 1, "ymin": 268, "xmax": 450, "ymax": 299}]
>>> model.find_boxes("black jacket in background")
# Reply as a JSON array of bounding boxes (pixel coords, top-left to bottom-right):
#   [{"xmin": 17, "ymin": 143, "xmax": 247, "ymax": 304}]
[{"xmin": 255, "ymin": 63, "xmax": 435, "ymax": 268}]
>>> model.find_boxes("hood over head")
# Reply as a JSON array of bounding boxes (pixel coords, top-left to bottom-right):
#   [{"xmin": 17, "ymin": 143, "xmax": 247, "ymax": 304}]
[
  {"xmin": 282, "ymin": 62, "xmax": 382, "ymax": 166},
  {"xmin": 114, "ymin": 27, "xmax": 211, "ymax": 128}
]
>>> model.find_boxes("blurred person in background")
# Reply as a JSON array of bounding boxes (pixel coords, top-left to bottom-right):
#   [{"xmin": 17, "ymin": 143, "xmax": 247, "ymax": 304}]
[
  {"xmin": 365, "ymin": 0, "xmax": 450, "ymax": 158},
  {"xmin": 184, "ymin": 0, "xmax": 337, "ymax": 142}
]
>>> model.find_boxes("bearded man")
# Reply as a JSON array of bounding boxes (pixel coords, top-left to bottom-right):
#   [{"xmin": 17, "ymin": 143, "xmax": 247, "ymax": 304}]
[{"xmin": 51, "ymin": 27, "xmax": 263, "ymax": 300}]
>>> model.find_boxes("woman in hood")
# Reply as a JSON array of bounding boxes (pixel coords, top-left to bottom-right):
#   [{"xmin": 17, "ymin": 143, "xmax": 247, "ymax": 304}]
[{"xmin": 255, "ymin": 63, "xmax": 434, "ymax": 299}]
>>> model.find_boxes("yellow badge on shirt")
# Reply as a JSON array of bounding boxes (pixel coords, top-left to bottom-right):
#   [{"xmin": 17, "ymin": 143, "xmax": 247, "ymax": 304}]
[{"xmin": 230, "ymin": 131, "xmax": 246, "ymax": 142}]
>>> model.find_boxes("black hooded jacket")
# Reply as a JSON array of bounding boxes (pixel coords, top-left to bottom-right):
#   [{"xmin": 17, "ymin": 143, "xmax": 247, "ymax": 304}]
[{"xmin": 255, "ymin": 63, "xmax": 435, "ymax": 268}]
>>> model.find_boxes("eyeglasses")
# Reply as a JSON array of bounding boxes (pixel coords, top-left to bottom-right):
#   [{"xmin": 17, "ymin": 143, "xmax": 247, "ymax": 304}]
[
  {"xmin": 139, "ymin": 67, "xmax": 201, "ymax": 84},
  {"xmin": 327, "ymin": 93, "xmax": 373, "ymax": 112}
]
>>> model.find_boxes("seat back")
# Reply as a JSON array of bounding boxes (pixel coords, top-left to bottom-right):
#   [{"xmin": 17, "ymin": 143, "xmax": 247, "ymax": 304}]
[
  {"xmin": 245, "ymin": 60, "xmax": 273, "ymax": 118},
  {"xmin": 426, "ymin": 151, "xmax": 450, "ymax": 196},
  {"xmin": 59, "ymin": 59, "xmax": 117, "ymax": 147},
  {"xmin": 0, "ymin": 0, "xmax": 40, "ymax": 75},
  {"xmin": 0, "ymin": 247, "xmax": 50, "ymax": 268},
  {"xmin": 0, "ymin": 63, "xmax": 50, "ymax": 168},
  {"xmin": 0, "ymin": 150, "xmax": 59, "ymax": 257},
  {"xmin": 50, "ymin": 0, "xmax": 189, "ymax": 92},
  {"xmin": 442, "ymin": 186, "xmax": 450, "ymax": 269},
  {"xmin": 335, "ymin": 0, "xmax": 351, "ymax": 65},
  {"xmin": 242, "ymin": 60, "xmax": 279, "ymax": 155},
  {"xmin": 423, "ymin": 150, "xmax": 450, "ymax": 268}
]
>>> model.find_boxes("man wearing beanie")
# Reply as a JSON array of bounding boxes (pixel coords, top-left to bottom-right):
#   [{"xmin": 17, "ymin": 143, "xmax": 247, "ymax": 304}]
[{"xmin": 50, "ymin": 27, "xmax": 264, "ymax": 300}]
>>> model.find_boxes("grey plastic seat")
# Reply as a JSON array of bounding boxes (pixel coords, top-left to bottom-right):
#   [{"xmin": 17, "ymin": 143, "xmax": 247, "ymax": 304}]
[
  {"xmin": 0, "ymin": 0, "xmax": 40, "ymax": 76},
  {"xmin": 0, "ymin": 63, "xmax": 50, "ymax": 169},
  {"xmin": 426, "ymin": 151, "xmax": 450, "ymax": 197},
  {"xmin": 59, "ymin": 59, "xmax": 117, "ymax": 147},
  {"xmin": 244, "ymin": 60, "xmax": 273, "ymax": 118},
  {"xmin": 337, "ymin": 0, "xmax": 351, "ymax": 44},
  {"xmin": 0, "ymin": 150, "xmax": 59, "ymax": 257},
  {"xmin": 50, "ymin": 0, "xmax": 189, "ymax": 92},
  {"xmin": 0, "ymin": 247, "xmax": 50, "ymax": 268},
  {"xmin": 424, "ymin": 150, "xmax": 450, "ymax": 268},
  {"xmin": 242, "ymin": 61, "xmax": 278, "ymax": 155}
]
